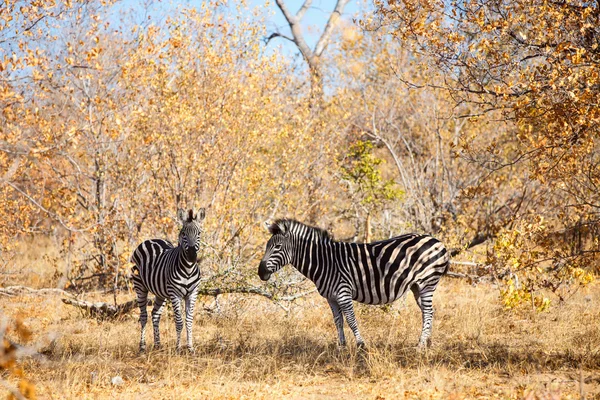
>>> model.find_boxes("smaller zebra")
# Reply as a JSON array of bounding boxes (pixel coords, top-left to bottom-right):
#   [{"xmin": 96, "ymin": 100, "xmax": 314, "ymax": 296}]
[{"xmin": 131, "ymin": 208, "xmax": 205, "ymax": 352}]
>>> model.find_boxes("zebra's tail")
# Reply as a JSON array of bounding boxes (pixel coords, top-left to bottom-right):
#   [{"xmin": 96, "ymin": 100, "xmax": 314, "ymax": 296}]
[
  {"xmin": 130, "ymin": 264, "xmax": 141, "ymax": 281},
  {"xmin": 442, "ymin": 247, "xmax": 451, "ymax": 276}
]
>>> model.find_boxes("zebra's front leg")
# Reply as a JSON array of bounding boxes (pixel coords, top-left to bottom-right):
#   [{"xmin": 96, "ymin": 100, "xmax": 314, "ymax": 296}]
[
  {"xmin": 337, "ymin": 296, "xmax": 365, "ymax": 348},
  {"xmin": 136, "ymin": 290, "xmax": 149, "ymax": 353},
  {"xmin": 184, "ymin": 289, "xmax": 199, "ymax": 353},
  {"xmin": 327, "ymin": 298, "xmax": 346, "ymax": 347},
  {"xmin": 151, "ymin": 297, "xmax": 166, "ymax": 350},
  {"xmin": 170, "ymin": 296, "xmax": 184, "ymax": 352}
]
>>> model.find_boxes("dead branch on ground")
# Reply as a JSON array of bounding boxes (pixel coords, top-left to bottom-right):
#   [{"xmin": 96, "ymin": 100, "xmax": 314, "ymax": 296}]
[{"xmin": 60, "ymin": 286, "xmax": 318, "ymax": 320}]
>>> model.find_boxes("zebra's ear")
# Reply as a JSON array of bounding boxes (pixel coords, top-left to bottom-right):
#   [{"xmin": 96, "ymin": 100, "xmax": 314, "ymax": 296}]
[
  {"xmin": 268, "ymin": 220, "xmax": 287, "ymax": 236},
  {"xmin": 195, "ymin": 208, "xmax": 206, "ymax": 221},
  {"xmin": 176, "ymin": 208, "xmax": 186, "ymax": 223}
]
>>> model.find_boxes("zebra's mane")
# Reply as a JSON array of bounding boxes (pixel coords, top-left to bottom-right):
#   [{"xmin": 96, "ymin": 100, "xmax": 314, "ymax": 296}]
[{"xmin": 269, "ymin": 219, "xmax": 331, "ymax": 240}]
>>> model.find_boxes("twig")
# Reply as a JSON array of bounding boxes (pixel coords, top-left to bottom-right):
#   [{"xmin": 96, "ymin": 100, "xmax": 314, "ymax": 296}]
[
  {"xmin": 445, "ymin": 271, "xmax": 489, "ymax": 283},
  {"xmin": 449, "ymin": 260, "xmax": 483, "ymax": 267}
]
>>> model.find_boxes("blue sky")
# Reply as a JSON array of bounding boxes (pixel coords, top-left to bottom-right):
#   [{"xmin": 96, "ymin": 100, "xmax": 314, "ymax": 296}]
[
  {"xmin": 113, "ymin": 0, "xmax": 366, "ymax": 59},
  {"xmin": 248, "ymin": 0, "xmax": 363, "ymax": 48}
]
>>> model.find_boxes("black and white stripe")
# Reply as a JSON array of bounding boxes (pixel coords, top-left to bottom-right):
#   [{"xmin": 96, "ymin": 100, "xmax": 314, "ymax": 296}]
[
  {"xmin": 131, "ymin": 208, "xmax": 205, "ymax": 352},
  {"xmin": 258, "ymin": 219, "xmax": 449, "ymax": 348}
]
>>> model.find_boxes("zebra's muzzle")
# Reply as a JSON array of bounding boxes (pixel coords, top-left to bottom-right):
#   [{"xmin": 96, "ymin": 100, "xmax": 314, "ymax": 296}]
[
  {"xmin": 185, "ymin": 247, "xmax": 198, "ymax": 263},
  {"xmin": 258, "ymin": 261, "xmax": 271, "ymax": 281}
]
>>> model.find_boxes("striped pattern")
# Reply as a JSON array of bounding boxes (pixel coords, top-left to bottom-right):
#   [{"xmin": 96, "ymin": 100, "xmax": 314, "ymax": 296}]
[
  {"xmin": 131, "ymin": 208, "xmax": 205, "ymax": 352},
  {"xmin": 258, "ymin": 219, "xmax": 449, "ymax": 348}
]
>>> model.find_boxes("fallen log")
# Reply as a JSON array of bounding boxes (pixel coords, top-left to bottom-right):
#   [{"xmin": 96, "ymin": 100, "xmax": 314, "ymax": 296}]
[
  {"xmin": 0, "ymin": 285, "xmax": 73, "ymax": 297},
  {"xmin": 61, "ymin": 286, "xmax": 317, "ymax": 320},
  {"xmin": 61, "ymin": 298, "xmax": 150, "ymax": 320}
]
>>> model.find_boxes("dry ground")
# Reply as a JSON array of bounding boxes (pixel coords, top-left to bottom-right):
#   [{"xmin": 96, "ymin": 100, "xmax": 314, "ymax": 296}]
[{"xmin": 2, "ymin": 276, "xmax": 600, "ymax": 400}]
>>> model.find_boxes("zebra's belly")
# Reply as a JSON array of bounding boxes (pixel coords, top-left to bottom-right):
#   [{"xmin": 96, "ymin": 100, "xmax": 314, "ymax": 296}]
[
  {"xmin": 142, "ymin": 279, "xmax": 170, "ymax": 299},
  {"xmin": 350, "ymin": 237, "xmax": 448, "ymax": 304},
  {"xmin": 352, "ymin": 286, "xmax": 410, "ymax": 305}
]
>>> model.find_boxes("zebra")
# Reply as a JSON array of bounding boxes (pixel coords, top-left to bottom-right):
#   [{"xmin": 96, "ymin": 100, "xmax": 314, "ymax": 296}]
[
  {"xmin": 130, "ymin": 208, "xmax": 205, "ymax": 353},
  {"xmin": 258, "ymin": 219, "xmax": 449, "ymax": 349}
]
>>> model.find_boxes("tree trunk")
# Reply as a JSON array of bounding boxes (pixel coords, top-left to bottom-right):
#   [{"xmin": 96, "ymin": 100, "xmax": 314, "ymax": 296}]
[{"xmin": 364, "ymin": 212, "xmax": 372, "ymax": 243}]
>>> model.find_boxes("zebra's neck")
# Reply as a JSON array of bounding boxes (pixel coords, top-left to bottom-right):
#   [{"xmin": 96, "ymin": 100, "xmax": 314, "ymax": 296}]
[
  {"xmin": 290, "ymin": 232, "xmax": 341, "ymax": 284},
  {"xmin": 176, "ymin": 246, "xmax": 197, "ymax": 271}
]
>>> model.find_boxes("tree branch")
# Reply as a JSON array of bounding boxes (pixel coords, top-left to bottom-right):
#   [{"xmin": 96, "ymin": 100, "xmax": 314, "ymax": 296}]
[
  {"xmin": 296, "ymin": 0, "xmax": 313, "ymax": 20},
  {"xmin": 449, "ymin": 232, "xmax": 494, "ymax": 257},
  {"xmin": 314, "ymin": 0, "xmax": 350, "ymax": 57},
  {"xmin": 265, "ymin": 32, "xmax": 294, "ymax": 45},
  {"xmin": 273, "ymin": 0, "xmax": 315, "ymax": 67}
]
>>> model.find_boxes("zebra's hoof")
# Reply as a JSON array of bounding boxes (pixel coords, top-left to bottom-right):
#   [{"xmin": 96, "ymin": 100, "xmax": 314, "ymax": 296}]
[
  {"xmin": 139, "ymin": 346, "xmax": 146, "ymax": 354},
  {"xmin": 357, "ymin": 342, "xmax": 367, "ymax": 352},
  {"xmin": 176, "ymin": 346, "xmax": 194, "ymax": 355},
  {"xmin": 416, "ymin": 338, "xmax": 432, "ymax": 351},
  {"xmin": 153, "ymin": 344, "xmax": 162, "ymax": 351}
]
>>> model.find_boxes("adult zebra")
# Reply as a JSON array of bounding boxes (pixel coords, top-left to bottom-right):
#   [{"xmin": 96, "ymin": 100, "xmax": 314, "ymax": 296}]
[
  {"xmin": 131, "ymin": 208, "xmax": 205, "ymax": 353},
  {"xmin": 258, "ymin": 219, "xmax": 449, "ymax": 348}
]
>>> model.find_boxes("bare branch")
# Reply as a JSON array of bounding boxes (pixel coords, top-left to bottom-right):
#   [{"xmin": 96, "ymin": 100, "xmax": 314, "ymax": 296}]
[
  {"xmin": 449, "ymin": 232, "xmax": 494, "ymax": 257},
  {"xmin": 445, "ymin": 271, "xmax": 489, "ymax": 283},
  {"xmin": 273, "ymin": 0, "xmax": 315, "ymax": 67},
  {"xmin": 314, "ymin": 0, "xmax": 350, "ymax": 57},
  {"xmin": 265, "ymin": 32, "xmax": 294, "ymax": 45},
  {"xmin": 296, "ymin": 0, "xmax": 313, "ymax": 20}
]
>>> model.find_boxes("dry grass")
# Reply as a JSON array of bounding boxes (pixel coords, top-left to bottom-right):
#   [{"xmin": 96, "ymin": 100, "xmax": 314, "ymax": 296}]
[{"xmin": 2, "ymin": 275, "xmax": 600, "ymax": 400}]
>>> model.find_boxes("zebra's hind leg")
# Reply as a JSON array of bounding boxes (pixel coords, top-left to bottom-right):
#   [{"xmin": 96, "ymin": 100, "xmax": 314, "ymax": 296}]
[
  {"xmin": 170, "ymin": 296, "xmax": 184, "ymax": 352},
  {"xmin": 327, "ymin": 298, "xmax": 346, "ymax": 347},
  {"xmin": 337, "ymin": 295, "xmax": 365, "ymax": 348},
  {"xmin": 411, "ymin": 285, "xmax": 434, "ymax": 349},
  {"xmin": 151, "ymin": 297, "xmax": 166, "ymax": 350},
  {"xmin": 184, "ymin": 289, "xmax": 199, "ymax": 353},
  {"xmin": 135, "ymin": 288, "xmax": 149, "ymax": 353}
]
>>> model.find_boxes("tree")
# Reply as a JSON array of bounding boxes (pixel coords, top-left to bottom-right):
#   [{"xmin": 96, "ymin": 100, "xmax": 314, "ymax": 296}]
[
  {"xmin": 340, "ymin": 140, "xmax": 403, "ymax": 242},
  {"xmin": 372, "ymin": 0, "xmax": 599, "ymax": 307},
  {"xmin": 1, "ymin": 1, "xmax": 347, "ymax": 301}
]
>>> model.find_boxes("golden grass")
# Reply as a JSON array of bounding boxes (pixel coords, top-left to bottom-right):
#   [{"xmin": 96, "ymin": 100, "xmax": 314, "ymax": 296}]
[{"xmin": 2, "ymin": 277, "xmax": 600, "ymax": 399}]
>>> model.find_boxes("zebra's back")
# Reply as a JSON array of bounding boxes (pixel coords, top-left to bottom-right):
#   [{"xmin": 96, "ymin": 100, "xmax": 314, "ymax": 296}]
[
  {"xmin": 131, "ymin": 239, "xmax": 176, "ymax": 299},
  {"xmin": 347, "ymin": 234, "xmax": 449, "ymax": 305}
]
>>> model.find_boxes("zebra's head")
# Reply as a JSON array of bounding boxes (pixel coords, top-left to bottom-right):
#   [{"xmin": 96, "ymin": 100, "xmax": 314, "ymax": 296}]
[
  {"xmin": 177, "ymin": 207, "xmax": 206, "ymax": 264},
  {"xmin": 258, "ymin": 220, "xmax": 292, "ymax": 281}
]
